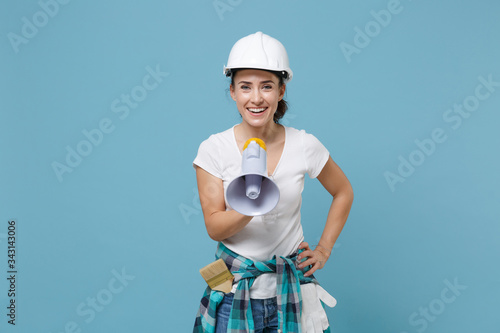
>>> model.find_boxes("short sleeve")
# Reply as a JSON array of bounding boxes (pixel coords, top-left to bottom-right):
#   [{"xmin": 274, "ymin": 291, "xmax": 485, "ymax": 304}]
[
  {"xmin": 193, "ymin": 136, "xmax": 223, "ymax": 179},
  {"xmin": 301, "ymin": 131, "xmax": 330, "ymax": 179}
]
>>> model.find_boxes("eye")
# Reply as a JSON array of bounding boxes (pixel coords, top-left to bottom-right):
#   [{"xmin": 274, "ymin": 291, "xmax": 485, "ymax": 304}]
[
  {"xmin": 262, "ymin": 85, "xmax": 273, "ymax": 90},
  {"xmin": 240, "ymin": 85, "xmax": 250, "ymax": 90}
]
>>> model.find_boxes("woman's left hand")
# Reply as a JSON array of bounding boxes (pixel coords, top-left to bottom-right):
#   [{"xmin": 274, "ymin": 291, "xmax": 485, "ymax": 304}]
[{"xmin": 297, "ymin": 241, "xmax": 331, "ymax": 277}]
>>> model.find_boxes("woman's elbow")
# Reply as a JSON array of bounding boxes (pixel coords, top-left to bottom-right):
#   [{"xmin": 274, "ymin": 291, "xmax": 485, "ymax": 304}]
[
  {"xmin": 337, "ymin": 182, "xmax": 354, "ymax": 204},
  {"xmin": 207, "ymin": 231, "xmax": 225, "ymax": 242},
  {"xmin": 346, "ymin": 182, "xmax": 354, "ymax": 201},
  {"xmin": 205, "ymin": 220, "xmax": 226, "ymax": 242}
]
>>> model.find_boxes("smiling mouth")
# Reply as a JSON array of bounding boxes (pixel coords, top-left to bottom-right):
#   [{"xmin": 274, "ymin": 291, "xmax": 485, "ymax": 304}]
[{"xmin": 247, "ymin": 107, "xmax": 267, "ymax": 114}]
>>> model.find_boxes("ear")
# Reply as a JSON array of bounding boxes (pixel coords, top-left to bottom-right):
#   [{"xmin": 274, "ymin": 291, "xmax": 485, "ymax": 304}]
[
  {"xmin": 230, "ymin": 84, "xmax": 236, "ymax": 101},
  {"xmin": 279, "ymin": 84, "xmax": 286, "ymax": 101}
]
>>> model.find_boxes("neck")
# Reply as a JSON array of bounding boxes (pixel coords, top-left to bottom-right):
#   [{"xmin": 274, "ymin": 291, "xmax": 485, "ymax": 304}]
[{"xmin": 237, "ymin": 121, "xmax": 282, "ymax": 144}]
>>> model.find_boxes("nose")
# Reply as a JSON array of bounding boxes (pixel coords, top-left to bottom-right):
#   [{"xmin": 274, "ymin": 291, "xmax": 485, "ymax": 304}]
[{"xmin": 250, "ymin": 89, "xmax": 263, "ymax": 104}]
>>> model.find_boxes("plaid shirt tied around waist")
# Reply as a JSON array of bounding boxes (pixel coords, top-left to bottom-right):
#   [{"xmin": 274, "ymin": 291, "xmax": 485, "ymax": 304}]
[{"xmin": 193, "ymin": 242, "xmax": 331, "ymax": 333}]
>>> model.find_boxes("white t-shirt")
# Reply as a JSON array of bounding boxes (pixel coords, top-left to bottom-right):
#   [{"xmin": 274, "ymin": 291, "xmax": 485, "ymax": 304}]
[{"xmin": 193, "ymin": 125, "xmax": 330, "ymax": 298}]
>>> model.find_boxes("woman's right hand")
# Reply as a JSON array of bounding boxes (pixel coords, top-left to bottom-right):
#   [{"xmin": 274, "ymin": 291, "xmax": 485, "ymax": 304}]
[{"xmin": 195, "ymin": 166, "xmax": 253, "ymax": 241}]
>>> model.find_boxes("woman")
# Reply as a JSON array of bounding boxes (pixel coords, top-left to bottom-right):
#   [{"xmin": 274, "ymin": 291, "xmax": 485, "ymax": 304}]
[{"xmin": 193, "ymin": 32, "xmax": 353, "ymax": 333}]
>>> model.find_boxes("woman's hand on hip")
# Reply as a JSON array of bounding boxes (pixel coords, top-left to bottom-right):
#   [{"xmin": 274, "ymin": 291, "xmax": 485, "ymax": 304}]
[{"xmin": 297, "ymin": 241, "xmax": 331, "ymax": 277}]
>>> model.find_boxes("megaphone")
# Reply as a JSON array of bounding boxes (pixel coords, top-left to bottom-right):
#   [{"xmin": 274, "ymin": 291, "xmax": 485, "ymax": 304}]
[{"xmin": 226, "ymin": 138, "xmax": 280, "ymax": 216}]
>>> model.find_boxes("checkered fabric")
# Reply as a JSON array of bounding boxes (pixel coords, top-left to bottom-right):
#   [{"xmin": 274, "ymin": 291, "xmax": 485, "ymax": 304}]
[{"xmin": 193, "ymin": 242, "xmax": 331, "ymax": 333}]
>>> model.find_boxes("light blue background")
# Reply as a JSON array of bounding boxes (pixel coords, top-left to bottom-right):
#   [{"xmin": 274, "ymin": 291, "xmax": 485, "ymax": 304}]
[{"xmin": 1, "ymin": 0, "xmax": 499, "ymax": 332}]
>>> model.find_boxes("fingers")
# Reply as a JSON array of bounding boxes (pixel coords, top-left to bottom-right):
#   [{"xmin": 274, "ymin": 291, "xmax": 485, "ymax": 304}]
[
  {"xmin": 298, "ymin": 248, "xmax": 326, "ymax": 265},
  {"xmin": 298, "ymin": 256, "xmax": 317, "ymax": 269},
  {"xmin": 303, "ymin": 261, "xmax": 320, "ymax": 277},
  {"xmin": 297, "ymin": 242, "xmax": 312, "ymax": 264},
  {"xmin": 297, "ymin": 249, "xmax": 315, "ymax": 267},
  {"xmin": 297, "ymin": 247, "xmax": 328, "ymax": 277},
  {"xmin": 298, "ymin": 241, "xmax": 310, "ymax": 250}
]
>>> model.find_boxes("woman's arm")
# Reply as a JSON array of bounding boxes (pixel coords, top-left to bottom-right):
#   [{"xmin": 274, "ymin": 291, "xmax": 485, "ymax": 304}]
[
  {"xmin": 195, "ymin": 166, "xmax": 253, "ymax": 241},
  {"xmin": 298, "ymin": 156, "xmax": 354, "ymax": 276}
]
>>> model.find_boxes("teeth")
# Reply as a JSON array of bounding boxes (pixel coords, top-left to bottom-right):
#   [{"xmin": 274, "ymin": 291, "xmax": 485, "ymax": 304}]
[{"xmin": 248, "ymin": 108, "xmax": 266, "ymax": 113}]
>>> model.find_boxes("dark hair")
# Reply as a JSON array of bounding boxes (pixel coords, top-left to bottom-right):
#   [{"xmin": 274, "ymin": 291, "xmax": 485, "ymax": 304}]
[{"xmin": 229, "ymin": 69, "xmax": 288, "ymax": 124}]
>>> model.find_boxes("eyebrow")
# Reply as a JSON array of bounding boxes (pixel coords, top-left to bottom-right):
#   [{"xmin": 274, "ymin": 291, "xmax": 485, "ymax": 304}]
[{"xmin": 237, "ymin": 80, "xmax": 276, "ymax": 85}]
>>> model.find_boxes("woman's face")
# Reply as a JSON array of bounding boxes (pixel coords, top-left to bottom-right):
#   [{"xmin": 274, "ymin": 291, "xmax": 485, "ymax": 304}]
[{"xmin": 230, "ymin": 69, "xmax": 285, "ymax": 128}]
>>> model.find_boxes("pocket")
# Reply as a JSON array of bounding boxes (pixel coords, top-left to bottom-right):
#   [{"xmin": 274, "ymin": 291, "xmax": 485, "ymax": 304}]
[
  {"xmin": 216, "ymin": 293, "xmax": 234, "ymax": 322},
  {"xmin": 220, "ymin": 292, "xmax": 234, "ymax": 308}
]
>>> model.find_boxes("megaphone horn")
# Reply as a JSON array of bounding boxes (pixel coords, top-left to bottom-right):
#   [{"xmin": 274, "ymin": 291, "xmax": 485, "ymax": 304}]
[{"xmin": 226, "ymin": 138, "xmax": 280, "ymax": 216}]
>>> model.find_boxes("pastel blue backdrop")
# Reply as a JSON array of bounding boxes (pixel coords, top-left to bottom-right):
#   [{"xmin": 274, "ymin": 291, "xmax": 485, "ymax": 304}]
[{"xmin": 1, "ymin": 1, "xmax": 499, "ymax": 332}]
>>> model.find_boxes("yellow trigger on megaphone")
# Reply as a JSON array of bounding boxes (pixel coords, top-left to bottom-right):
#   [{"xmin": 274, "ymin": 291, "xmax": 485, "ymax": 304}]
[
  {"xmin": 226, "ymin": 138, "xmax": 280, "ymax": 216},
  {"xmin": 243, "ymin": 138, "xmax": 266, "ymax": 151}
]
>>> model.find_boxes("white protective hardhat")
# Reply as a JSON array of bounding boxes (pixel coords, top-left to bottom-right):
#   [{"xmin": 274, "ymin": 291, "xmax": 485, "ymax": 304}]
[{"xmin": 223, "ymin": 31, "xmax": 293, "ymax": 83}]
